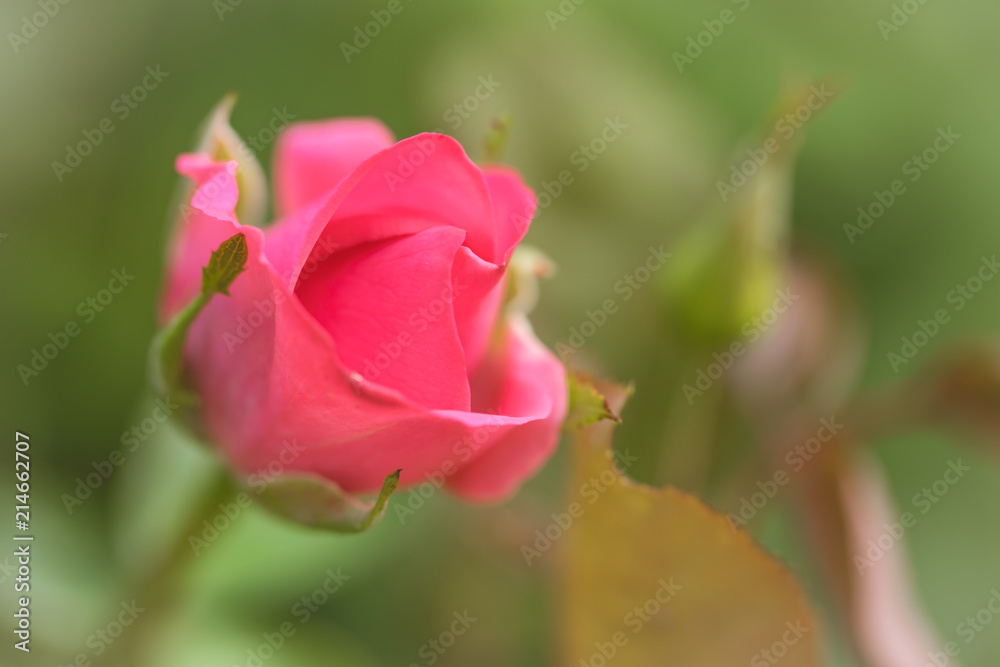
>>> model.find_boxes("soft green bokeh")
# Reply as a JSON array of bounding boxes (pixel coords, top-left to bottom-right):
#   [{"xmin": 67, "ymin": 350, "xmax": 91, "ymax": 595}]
[{"xmin": 2, "ymin": 0, "xmax": 1000, "ymax": 664}]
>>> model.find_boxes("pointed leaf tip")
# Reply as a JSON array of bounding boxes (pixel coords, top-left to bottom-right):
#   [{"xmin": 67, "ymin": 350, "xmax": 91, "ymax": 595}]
[
  {"xmin": 255, "ymin": 469, "xmax": 402, "ymax": 534},
  {"xmin": 564, "ymin": 373, "xmax": 629, "ymax": 431},
  {"xmin": 202, "ymin": 232, "xmax": 248, "ymax": 296},
  {"xmin": 152, "ymin": 233, "xmax": 249, "ymax": 406}
]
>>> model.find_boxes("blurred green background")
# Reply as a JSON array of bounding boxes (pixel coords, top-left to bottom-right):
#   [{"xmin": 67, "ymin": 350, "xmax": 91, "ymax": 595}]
[{"xmin": 2, "ymin": 0, "xmax": 1000, "ymax": 665}]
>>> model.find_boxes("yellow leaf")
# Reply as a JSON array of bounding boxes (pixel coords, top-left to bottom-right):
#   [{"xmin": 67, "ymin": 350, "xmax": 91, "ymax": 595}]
[{"xmin": 563, "ymin": 382, "xmax": 822, "ymax": 667}]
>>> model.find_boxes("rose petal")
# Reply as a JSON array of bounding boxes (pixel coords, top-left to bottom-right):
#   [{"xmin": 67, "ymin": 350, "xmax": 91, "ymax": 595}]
[
  {"xmin": 451, "ymin": 247, "xmax": 506, "ymax": 374},
  {"xmin": 273, "ymin": 118, "xmax": 395, "ymax": 218},
  {"xmin": 264, "ymin": 133, "xmax": 498, "ymax": 291},
  {"xmin": 447, "ymin": 167, "xmax": 539, "ymax": 373},
  {"xmin": 165, "ymin": 149, "xmax": 564, "ymax": 504},
  {"xmin": 445, "ymin": 316, "xmax": 568, "ymax": 501},
  {"xmin": 324, "ymin": 133, "xmax": 496, "ymax": 261},
  {"xmin": 229, "ymin": 315, "xmax": 565, "ymax": 500},
  {"xmin": 160, "ymin": 154, "xmax": 241, "ymax": 322},
  {"xmin": 482, "ymin": 165, "xmax": 536, "ymax": 264},
  {"xmin": 295, "ymin": 226, "xmax": 472, "ymax": 411}
]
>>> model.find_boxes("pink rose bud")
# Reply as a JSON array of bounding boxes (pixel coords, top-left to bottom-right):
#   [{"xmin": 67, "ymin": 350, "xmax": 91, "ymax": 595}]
[{"xmin": 157, "ymin": 112, "xmax": 567, "ymax": 503}]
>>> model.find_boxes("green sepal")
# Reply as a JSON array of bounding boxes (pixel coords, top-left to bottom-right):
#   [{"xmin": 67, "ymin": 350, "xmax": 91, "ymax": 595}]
[
  {"xmin": 150, "ymin": 232, "xmax": 248, "ymax": 406},
  {"xmin": 196, "ymin": 93, "xmax": 269, "ymax": 229},
  {"xmin": 564, "ymin": 372, "xmax": 628, "ymax": 431},
  {"xmin": 254, "ymin": 470, "xmax": 402, "ymax": 534}
]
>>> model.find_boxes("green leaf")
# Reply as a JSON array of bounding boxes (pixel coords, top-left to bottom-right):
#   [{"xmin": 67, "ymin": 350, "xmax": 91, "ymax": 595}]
[
  {"xmin": 564, "ymin": 372, "xmax": 626, "ymax": 431},
  {"xmin": 201, "ymin": 232, "xmax": 249, "ymax": 296},
  {"xmin": 150, "ymin": 233, "xmax": 248, "ymax": 405},
  {"xmin": 255, "ymin": 470, "xmax": 402, "ymax": 534},
  {"xmin": 150, "ymin": 294, "xmax": 208, "ymax": 406}
]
